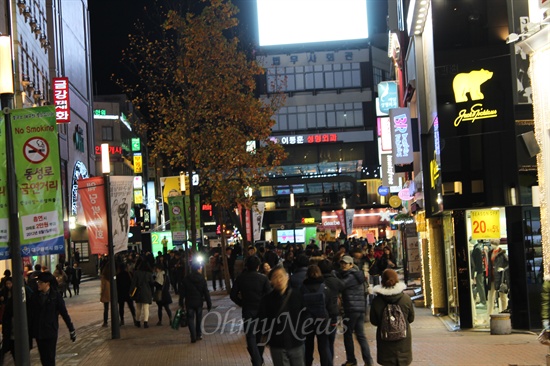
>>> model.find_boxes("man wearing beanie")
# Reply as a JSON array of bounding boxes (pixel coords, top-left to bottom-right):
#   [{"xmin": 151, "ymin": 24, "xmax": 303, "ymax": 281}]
[
  {"xmin": 338, "ymin": 255, "xmax": 374, "ymax": 366},
  {"xmin": 370, "ymin": 269, "xmax": 415, "ymax": 366}
]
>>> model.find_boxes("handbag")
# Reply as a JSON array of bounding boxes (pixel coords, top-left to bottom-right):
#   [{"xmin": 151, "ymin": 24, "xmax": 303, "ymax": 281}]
[
  {"xmin": 179, "ymin": 309, "xmax": 188, "ymax": 328},
  {"xmin": 538, "ymin": 329, "xmax": 550, "ymax": 345},
  {"xmin": 130, "ymin": 286, "xmax": 139, "ymax": 300}
]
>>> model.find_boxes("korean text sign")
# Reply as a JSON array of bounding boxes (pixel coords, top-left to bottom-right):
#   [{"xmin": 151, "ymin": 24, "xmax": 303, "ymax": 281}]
[
  {"xmin": 53, "ymin": 77, "xmax": 70, "ymax": 123},
  {"xmin": 0, "ymin": 115, "xmax": 7, "ymax": 258},
  {"xmin": 11, "ymin": 106, "xmax": 64, "ymax": 257},
  {"xmin": 78, "ymin": 177, "xmax": 108, "ymax": 254}
]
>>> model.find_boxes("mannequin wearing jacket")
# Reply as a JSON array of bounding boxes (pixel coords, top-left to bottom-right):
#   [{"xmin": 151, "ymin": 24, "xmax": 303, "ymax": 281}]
[
  {"xmin": 487, "ymin": 240, "xmax": 509, "ymax": 315},
  {"xmin": 471, "ymin": 240, "xmax": 486, "ymax": 306}
]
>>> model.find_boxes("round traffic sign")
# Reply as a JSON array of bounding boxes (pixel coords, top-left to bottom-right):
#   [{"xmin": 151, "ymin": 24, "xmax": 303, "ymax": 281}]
[
  {"xmin": 172, "ymin": 206, "xmax": 181, "ymax": 215},
  {"xmin": 23, "ymin": 137, "xmax": 49, "ymax": 164}
]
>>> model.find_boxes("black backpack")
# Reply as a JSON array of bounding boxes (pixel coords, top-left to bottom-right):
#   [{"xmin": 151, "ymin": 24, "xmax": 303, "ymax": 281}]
[
  {"xmin": 302, "ymin": 283, "xmax": 328, "ymax": 319},
  {"xmin": 379, "ymin": 302, "xmax": 407, "ymax": 341}
]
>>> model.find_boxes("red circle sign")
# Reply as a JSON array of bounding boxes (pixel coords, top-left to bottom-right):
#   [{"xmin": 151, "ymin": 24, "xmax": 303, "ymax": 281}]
[{"xmin": 23, "ymin": 137, "xmax": 50, "ymax": 164}]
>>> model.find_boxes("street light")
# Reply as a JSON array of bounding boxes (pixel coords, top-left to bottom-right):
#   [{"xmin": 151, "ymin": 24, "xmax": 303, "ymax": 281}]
[
  {"xmin": 101, "ymin": 143, "xmax": 120, "ymax": 339},
  {"xmin": 1, "ymin": 34, "xmax": 31, "ymax": 365},
  {"xmin": 290, "ymin": 191, "xmax": 296, "ymax": 245},
  {"xmin": 342, "ymin": 197, "xmax": 347, "ymax": 240}
]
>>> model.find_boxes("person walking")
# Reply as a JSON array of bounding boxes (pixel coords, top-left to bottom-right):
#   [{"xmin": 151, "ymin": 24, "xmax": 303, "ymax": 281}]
[
  {"xmin": 100, "ymin": 264, "xmax": 111, "ymax": 327},
  {"xmin": 53, "ymin": 264, "xmax": 71, "ymax": 298},
  {"xmin": 318, "ymin": 259, "xmax": 345, "ymax": 364},
  {"xmin": 179, "ymin": 261, "xmax": 212, "ymax": 343},
  {"xmin": 209, "ymin": 252, "xmax": 223, "ymax": 291},
  {"xmin": 131, "ymin": 260, "xmax": 154, "ymax": 328},
  {"xmin": 153, "ymin": 264, "xmax": 173, "ymax": 326},
  {"xmin": 0, "ymin": 277, "xmax": 14, "ymax": 364},
  {"xmin": 230, "ymin": 256, "xmax": 272, "ymax": 366},
  {"xmin": 116, "ymin": 262, "xmax": 136, "ymax": 326},
  {"xmin": 301, "ymin": 264, "xmax": 336, "ymax": 366},
  {"xmin": 28, "ymin": 272, "xmax": 76, "ymax": 366},
  {"xmin": 370, "ymin": 269, "xmax": 415, "ymax": 366},
  {"xmin": 71, "ymin": 262, "xmax": 82, "ymax": 295},
  {"xmin": 338, "ymin": 255, "xmax": 374, "ymax": 366},
  {"xmin": 258, "ymin": 266, "xmax": 305, "ymax": 366}
]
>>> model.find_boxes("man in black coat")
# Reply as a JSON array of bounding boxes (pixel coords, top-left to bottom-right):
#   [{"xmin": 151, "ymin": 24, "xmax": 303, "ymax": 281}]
[
  {"xmin": 179, "ymin": 261, "xmax": 212, "ymax": 343},
  {"xmin": 338, "ymin": 255, "xmax": 374, "ymax": 366},
  {"xmin": 319, "ymin": 259, "xmax": 345, "ymax": 363},
  {"xmin": 230, "ymin": 256, "xmax": 272, "ymax": 366},
  {"xmin": 29, "ymin": 272, "xmax": 76, "ymax": 366}
]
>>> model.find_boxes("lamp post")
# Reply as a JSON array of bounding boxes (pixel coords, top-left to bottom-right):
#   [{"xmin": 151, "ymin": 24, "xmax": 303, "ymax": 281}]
[
  {"xmin": 101, "ymin": 144, "xmax": 120, "ymax": 339},
  {"xmin": 180, "ymin": 171, "xmax": 189, "ymax": 275},
  {"xmin": 1, "ymin": 34, "xmax": 31, "ymax": 365},
  {"xmin": 342, "ymin": 197, "xmax": 347, "ymax": 240},
  {"xmin": 290, "ymin": 191, "xmax": 296, "ymax": 245}
]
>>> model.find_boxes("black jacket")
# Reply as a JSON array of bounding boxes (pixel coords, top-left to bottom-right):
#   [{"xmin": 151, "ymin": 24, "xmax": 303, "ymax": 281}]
[
  {"xmin": 322, "ymin": 271, "xmax": 345, "ymax": 321},
  {"xmin": 338, "ymin": 266, "xmax": 366, "ymax": 314},
  {"xmin": 301, "ymin": 277, "xmax": 338, "ymax": 321},
  {"xmin": 179, "ymin": 271, "xmax": 212, "ymax": 310},
  {"xmin": 230, "ymin": 270, "xmax": 272, "ymax": 318},
  {"xmin": 290, "ymin": 267, "xmax": 307, "ymax": 289},
  {"xmin": 259, "ymin": 287, "xmax": 305, "ymax": 349},
  {"xmin": 116, "ymin": 269, "xmax": 133, "ymax": 302},
  {"xmin": 29, "ymin": 289, "xmax": 74, "ymax": 340}
]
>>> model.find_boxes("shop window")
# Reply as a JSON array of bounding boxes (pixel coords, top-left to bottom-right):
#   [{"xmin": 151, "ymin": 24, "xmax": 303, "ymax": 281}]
[{"xmin": 73, "ymin": 242, "xmax": 90, "ymax": 262}]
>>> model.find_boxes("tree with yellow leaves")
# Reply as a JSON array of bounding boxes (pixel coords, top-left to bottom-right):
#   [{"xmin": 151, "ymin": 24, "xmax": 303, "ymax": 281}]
[{"xmin": 119, "ymin": 0, "xmax": 286, "ymax": 288}]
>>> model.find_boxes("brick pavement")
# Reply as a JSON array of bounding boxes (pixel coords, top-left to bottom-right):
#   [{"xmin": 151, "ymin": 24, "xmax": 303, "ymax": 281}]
[{"xmin": 4, "ymin": 279, "xmax": 549, "ymax": 366}]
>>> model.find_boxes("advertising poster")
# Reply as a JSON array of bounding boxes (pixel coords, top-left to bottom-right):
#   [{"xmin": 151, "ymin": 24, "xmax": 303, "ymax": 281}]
[
  {"xmin": 78, "ymin": 177, "xmax": 108, "ymax": 254},
  {"xmin": 252, "ymin": 202, "xmax": 266, "ymax": 243},
  {"xmin": 168, "ymin": 195, "xmax": 185, "ymax": 247},
  {"xmin": 0, "ymin": 115, "xmax": 8, "ymax": 258},
  {"xmin": 109, "ymin": 176, "xmax": 134, "ymax": 254},
  {"xmin": 11, "ymin": 106, "xmax": 64, "ymax": 257}
]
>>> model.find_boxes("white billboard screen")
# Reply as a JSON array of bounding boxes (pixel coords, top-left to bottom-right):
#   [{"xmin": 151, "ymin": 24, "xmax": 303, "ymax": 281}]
[{"xmin": 256, "ymin": 0, "xmax": 369, "ymax": 47}]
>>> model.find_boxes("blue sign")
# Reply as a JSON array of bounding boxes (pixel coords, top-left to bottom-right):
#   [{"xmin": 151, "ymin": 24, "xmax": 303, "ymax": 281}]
[
  {"xmin": 378, "ymin": 186, "xmax": 390, "ymax": 196},
  {"xmin": 377, "ymin": 81, "xmax": 398, "ymax": 114}
]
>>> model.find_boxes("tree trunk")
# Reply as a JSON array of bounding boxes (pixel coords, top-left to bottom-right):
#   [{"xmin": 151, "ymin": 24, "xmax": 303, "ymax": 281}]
[{"xmin": 218, "ymin": 207, "xmax": 232, "ymax": 293}]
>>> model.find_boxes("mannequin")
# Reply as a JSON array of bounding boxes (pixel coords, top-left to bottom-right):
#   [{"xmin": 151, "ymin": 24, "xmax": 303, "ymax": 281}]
[
  {"xmin": 487, "ymin": 239, "xmax": 509, "ymax": 315},
  {"xmin": 471, "ymin": 239, "xmax": 486, "ymax": 307}
]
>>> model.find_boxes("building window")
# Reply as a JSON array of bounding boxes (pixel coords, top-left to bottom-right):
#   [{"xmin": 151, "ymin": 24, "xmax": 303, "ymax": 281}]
[
  {"xmin": 373, "ymin": 67, "xmax": 384, "ymax": 87},
  {"xmin": 274, "ymin": 102, "xmax": 363, "ymax": 132},
  {"xmin": 101, "ymin": 126, "xmax": 113, "ymax": 141}
]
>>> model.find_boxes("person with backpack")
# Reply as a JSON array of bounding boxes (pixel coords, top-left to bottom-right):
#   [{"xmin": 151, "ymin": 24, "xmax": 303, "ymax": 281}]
[
  {"xmin": 301, "ymin": 264, "xmax": 337, "ymax": 366},
  {"xmin": 370, "ymin": 269, "xmax": 415, "ymax": 366}
]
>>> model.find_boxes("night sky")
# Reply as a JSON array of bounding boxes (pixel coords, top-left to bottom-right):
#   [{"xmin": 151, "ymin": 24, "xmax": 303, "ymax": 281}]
[{"xmin": 89, "ymin": 0, "xmax": 388, "ymax": 96}]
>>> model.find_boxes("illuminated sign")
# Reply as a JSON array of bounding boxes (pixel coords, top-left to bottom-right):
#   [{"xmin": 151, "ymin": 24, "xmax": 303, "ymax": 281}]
[
  {"xmin": 93, "ymin": 109, "xmax": 118, "ymax": 120},
  {"xmin": 53, "ymin": 77, "xmax": 70, "ymax": 123},
  {"xmin": 470, "ymin": 209, "xmax": 500, "ymax": 239},
  {"xmin": 133, "ymin": 154, "xmax": 143, "ymax": 174},
  {"xmin": 454, "ymin": 103, "xmax": 498, "ymax": 127},
  {"xmin": 134, "ymin": 189, "xmax": 143, "ymax": 204},
  {"xmin": 378, "ymin": 81, "xmax": 398, "ymax": 114},
  {"xmin": 390, "ymin": 108, "xmax": 413, "ymax": 165},
  {"xmin": 133, "ymin": 176, "xmax": 143, "ymax": 189},
  {"xmin": 378, "ymin": 117, "xmax": 392, "ymax": 152},
  {"xmin": 301, "ymin": 217, "xmax": 315, "ymax": 224},
  {"xmin": 131, "ymin": 138, "xmax": 141, "ymax": 152},
  {"xmin": 430, "ymin": 151, "xmax": 440, "ymax": 189},
  {"xmin": 95, "ymin": 145, "xmax": 122, "ymax": 155},
  {"xmin": 270, "ymin": 130, "xmax": 373, "ymax": 145},
  {"xmin": 381, "ymin": 153, "xmax": 395, "ymax": 186},
  {"xmin": 453, "ymin": 69, "xmax": 493, "ymax": 103}
]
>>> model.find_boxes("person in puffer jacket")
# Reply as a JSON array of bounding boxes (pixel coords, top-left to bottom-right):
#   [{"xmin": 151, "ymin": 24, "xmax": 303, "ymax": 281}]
[{"xmin": 338, "ymin": 255, "xmax": 374, "ymax": 366}]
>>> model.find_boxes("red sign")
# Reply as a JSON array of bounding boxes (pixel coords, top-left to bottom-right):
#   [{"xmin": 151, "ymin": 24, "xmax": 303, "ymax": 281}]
[
  {"xmin": 78, "ymin": 177, "xmax": 108, "ymax": 254},
  {"xmin": 94, "ymin": 145, "xmax": 123, "ymax": 155},
  {"xmin": 53, "ymin": 77, "xmax": 70, "ymax": 123}
]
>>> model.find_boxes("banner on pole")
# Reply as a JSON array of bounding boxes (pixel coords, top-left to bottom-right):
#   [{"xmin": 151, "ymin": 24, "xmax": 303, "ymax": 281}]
[
  {"xmin": 11, "ymin": 106, "xmax": 64, "ymax": 257},
  {"xmin": 109, "ymin": 176, "xmax": 134, "ymax": 254},
  {"xmin": 168, "ymin": 196, "xmax": 185, "ymax": 247},
  {"xmin": 252, "ymin": 202, "xmax": 266, "ymax": 243},
  {"xmin": 78, "ymin": 177, "xmax": 108, "ymax": 254},
  {"xmin": 0, "ymin": 115, "xmax": 8, "ymax": 258}
]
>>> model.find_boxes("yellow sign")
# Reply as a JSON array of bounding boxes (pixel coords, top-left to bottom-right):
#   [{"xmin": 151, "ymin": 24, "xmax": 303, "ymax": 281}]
[
  {"xmin": 133, "ymin": 155, "xmax": 143, "ymax": 173},
  {"xmin": 162, "ymin": 176, "xmax": 181, "ymax": 204},
  {"xmin": 389, "ymin": 195, "xmax": 402, "ymax": 208},
  {"xmin": 134, "ymin": 189, "xmax": 143, "ymax": 204},
  {"xmin": 453, "ymin": 69, "xmax": 493, "ymax": 103},
  {"xmin": 302, "ymin": 217, "xmax": 315, "ymax": 224},
  {"xmin": 430, "ymin": 152, "xmax": 440, "ymax": 189},
  {"xmin": 470, "ymin": 209, "xmax": 500, "ymax": 239},
  {"xmin": 454, "ymin": 103, "xmax": 497, "ymax": 127}
]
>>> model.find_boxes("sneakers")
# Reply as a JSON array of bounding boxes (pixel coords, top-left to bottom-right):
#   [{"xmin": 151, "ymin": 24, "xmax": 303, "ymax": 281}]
[{"xmin": 341, "ymin": 362, "xmax": 357, "ymax": 366}]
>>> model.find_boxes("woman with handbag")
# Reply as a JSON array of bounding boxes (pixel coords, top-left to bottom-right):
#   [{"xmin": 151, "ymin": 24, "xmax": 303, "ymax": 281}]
[{"xmin": 153, "ymin": 264, "xmax": 172, "ymax": 326}]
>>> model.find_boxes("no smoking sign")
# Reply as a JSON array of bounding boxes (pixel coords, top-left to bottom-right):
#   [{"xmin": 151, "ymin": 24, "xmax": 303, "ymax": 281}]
[{"xmin": 23, "ymin": 137, "xmax": 49, "ymax": 164}]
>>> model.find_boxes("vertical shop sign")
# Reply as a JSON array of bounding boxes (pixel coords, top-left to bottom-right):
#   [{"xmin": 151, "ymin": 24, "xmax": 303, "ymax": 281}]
[
  {"xmin": 377, "ymin": 81, "xmax": 398, "ymax": 114},
  {"xmin": 390, "ymin": 107, "xmax": 413, "ymax": 165},
  {"xmin": 252, "ymin": 202, "xmax": 266, "ymax": 242},
  {"xmin": 12, "ymin": 106, "xmax": 64, "ymax": 256},
  {"xmin": 0, "ymin": 115, "xmax": 8, "ymax": 258},
  {"xmin": 52, "ymin": 77, "xmax": 70, "ymax": 123},
  {"xmin": 133, "ymin": 154, "xmax": 142, "ymax": 174},
  {"xmin": 78, "ymin": 177, "xmax": 108, "ymax": 254}
]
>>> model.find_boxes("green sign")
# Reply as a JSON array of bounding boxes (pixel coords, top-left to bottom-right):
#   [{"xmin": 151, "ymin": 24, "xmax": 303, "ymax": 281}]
[
  {"xmin": 0, "ymin": 115, "xmax": 7, "ymax": 258},
  {"xmin": 11, "ymin": 106, "xmax": 64, "ymax": 256},
  {"xmin": 168, "ymin": 195, "xmax": 185, "ymax": 246},
  {"xmin": 184, "ymin": 194, "xmax": 201, "ymax": 230},
  {"xmin": 131, "ymin": 137, "xmax": 141, "ymax": 152},
  {"xmin": 151, "ymin": 231, "xmax": 175, "ymax": 253}
]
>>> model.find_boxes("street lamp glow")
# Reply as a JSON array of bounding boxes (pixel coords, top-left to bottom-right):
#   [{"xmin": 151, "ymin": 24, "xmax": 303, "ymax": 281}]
[
  {"xmin": 180, "ymin": 171, "xmax": 186, "ymax": 192},
  {"xmin": 101, "ymin": 143, "xmax": 110, "ymax": 174},
  {"xmin": 290, "ymin": 192, "xmax": 295, "ymax": 207},
  {"xmin": 342, "ymin": 197, "xmax": 347, "ymax": 209}
]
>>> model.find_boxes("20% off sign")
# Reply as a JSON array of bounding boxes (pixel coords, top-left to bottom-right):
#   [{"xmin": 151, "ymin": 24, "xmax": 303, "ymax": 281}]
[{"xmin": 470, "ymin": 209, "xmax": 500, "ymax": 239}]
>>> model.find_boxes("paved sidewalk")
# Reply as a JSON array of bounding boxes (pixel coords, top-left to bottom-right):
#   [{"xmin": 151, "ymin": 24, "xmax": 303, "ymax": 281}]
[{"xmin": 5, "ymin": 279, "xmax": 549, "ymax": 366}]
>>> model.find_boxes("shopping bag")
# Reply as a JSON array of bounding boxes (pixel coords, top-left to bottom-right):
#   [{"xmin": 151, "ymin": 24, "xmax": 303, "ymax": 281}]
[
  {"xmin": 180, "ymin": 309, "xmax": 188, "ymax": 328},
  {"xmin": 172, "ymin": 308, "xmax": 182, "ymax": 330}
]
